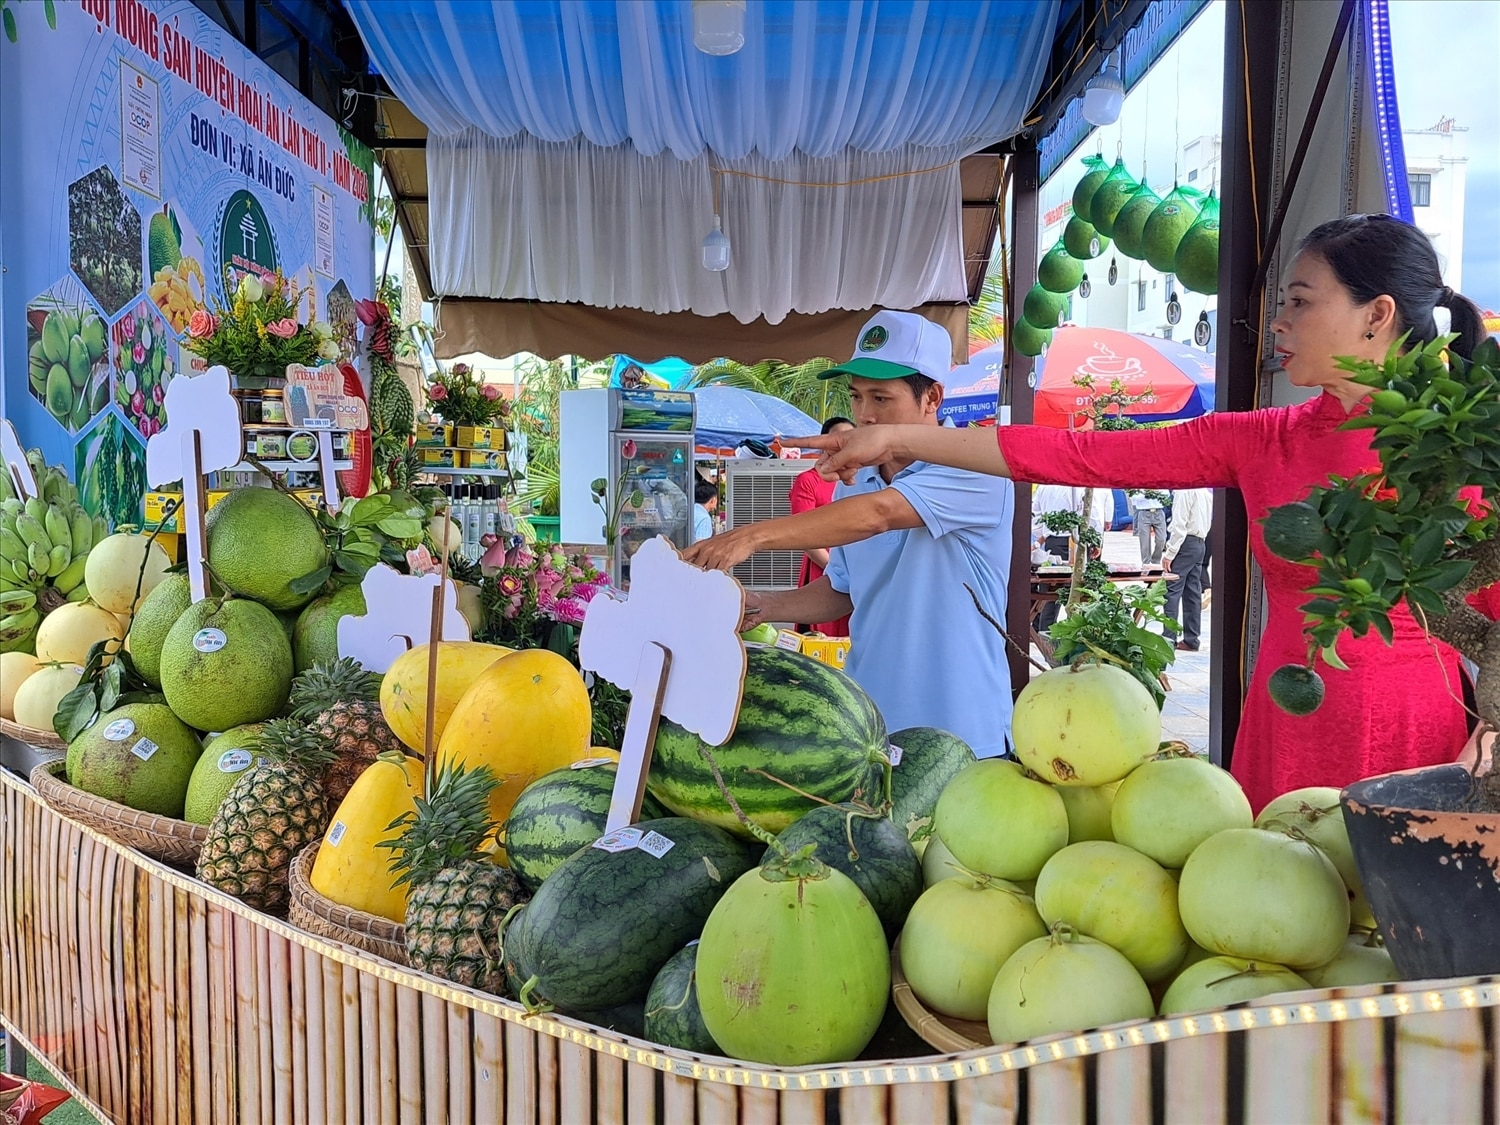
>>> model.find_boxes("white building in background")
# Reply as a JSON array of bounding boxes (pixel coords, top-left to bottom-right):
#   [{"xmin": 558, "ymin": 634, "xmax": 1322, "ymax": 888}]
[{"xmin": 1404, "ymin": 117, "xmax": 1469, "ymax": 290}]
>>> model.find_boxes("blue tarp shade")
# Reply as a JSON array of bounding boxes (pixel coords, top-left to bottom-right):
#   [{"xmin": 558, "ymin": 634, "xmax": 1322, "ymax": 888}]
[
  {"xmin": 937, "ymin": 343, "xmax": 1005, "ymax": 426},
  {"xmin": 692, "ymin": 386, "xmax": 819, "ymax": 450},
  {"xmin": 610, "ymin": 355, "xmax": 696, "ymax": 390}
]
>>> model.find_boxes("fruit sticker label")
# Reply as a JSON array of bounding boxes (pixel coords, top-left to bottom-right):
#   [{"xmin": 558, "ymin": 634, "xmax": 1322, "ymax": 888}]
[
  {"xmin": 886, "ymin": 743, "xmax": 904, "ymax": 768},
  {"xmin": 637, "ymin": 831, "xmax": 675, "ymax": 859},
  {"xmin": 193, "ymin": 628, "xmax": 227, "ymax": 653},
  {"xmin": 592, "ymin": 827, "xmax": 644, "ymax": 854},
  {"xmin": 570, "ymin": 758, "xmax": 614, "ymax": 770},
  {"xmin": 217, "ymin": 749, "xmax": 255, "ymax": 773},
  {"xmin": 103, "ymin": 718, "xmax": 136, "ymax": 742},
  {"xmin": 130, "ymin": 738, "xmax": 159, "ymax": 762},
  {"xmin": 327, "ymin": 821, "xmax": 348, "ymax": 847}
]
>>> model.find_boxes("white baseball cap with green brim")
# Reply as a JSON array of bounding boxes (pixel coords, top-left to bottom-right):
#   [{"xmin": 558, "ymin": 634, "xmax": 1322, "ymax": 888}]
[{"xmin": 818, "ymin": 310, "xmax": 953, "ymax": 385}]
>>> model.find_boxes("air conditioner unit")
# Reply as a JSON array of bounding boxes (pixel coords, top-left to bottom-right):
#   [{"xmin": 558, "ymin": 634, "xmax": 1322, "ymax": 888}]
[{"xmin": 722, "ymin": 459, "xmax": 809, "ymax": 592}]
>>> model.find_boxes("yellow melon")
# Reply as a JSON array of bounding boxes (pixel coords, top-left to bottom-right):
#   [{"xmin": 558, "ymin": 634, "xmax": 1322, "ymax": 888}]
[
  {"xmin": 310, "ymin": 753, "xmax": 425, "ymax": 923},
  {"xmin": 1, "ymin": 652, "xmax": 44, "ymax": 720},
  {"xmin": 436, "ymin": 649, "xmax": 593, "ymax": 829},
  {"xmin": 379, "ymin": 641, "xmax": 514, "ymax": 753}
]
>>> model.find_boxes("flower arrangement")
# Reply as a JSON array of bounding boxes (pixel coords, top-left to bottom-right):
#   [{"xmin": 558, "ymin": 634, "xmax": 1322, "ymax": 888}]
[
  {"xmin": 475, "ymin": 539, "xmax": 609, "ymax": 650},
  {"xmin": 425, "ymin": 362, "xmax": 511, "ymax": 427},
  {"xmin": 184, "ymin": 270, "xmax": 338, "ymax": 380}
]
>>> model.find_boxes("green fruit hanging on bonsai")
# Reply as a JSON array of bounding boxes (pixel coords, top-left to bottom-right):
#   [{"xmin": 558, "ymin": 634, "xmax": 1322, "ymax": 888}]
[
  {"xmin": 1261, "ymin": 501, "xmax": 1324, "ymax": 562},
  {"xmin": 1269, "ymin": 665, "xmax": 1325, "ymax": 716}
]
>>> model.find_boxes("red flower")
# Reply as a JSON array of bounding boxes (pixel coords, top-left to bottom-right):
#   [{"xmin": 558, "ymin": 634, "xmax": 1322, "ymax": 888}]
[
  {"xmin": 355, "ymin": 299, "xmax": 382, "ymax": 326},
  {"xmin": 428, "ymin": 383, "xmax": 448, "ymax": 401}
]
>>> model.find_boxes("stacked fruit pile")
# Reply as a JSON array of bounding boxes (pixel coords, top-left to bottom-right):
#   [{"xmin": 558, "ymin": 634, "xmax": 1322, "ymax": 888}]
[{"xmin": 0, "ymin": 451, "xmax": 109, "ymax": 655}]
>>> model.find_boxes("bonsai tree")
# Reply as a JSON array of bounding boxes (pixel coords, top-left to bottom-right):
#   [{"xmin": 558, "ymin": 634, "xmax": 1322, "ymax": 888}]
[{"xmin": 1263, "ymin": 336, "xmax": 1500, "ymax": 777}]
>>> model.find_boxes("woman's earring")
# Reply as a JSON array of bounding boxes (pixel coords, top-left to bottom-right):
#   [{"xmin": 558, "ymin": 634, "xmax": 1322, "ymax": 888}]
[{"xmin": 1364, "ymin": 331, "xmax": 1376, "ymax": 340}]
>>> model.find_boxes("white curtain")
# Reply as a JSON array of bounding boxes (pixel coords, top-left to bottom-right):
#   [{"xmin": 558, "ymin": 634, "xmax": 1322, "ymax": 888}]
[{"xmin": 428, "ymin": 131, "xmax": 968, "ymax": 324}]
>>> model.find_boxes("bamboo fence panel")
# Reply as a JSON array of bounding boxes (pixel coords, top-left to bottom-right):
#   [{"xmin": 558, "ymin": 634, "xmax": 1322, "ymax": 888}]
[{"xmin": 7, "ymin": 766, "xmax": 1500, "ymax": 1124}]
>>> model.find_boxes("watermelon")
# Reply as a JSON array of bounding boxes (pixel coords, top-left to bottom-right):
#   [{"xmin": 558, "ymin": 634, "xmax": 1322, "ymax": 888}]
[
  {"xmin": 648, "ymin": 648, "xmax": 888, "ymax": 838},
  {"xmin": 771, "ymin": 803, "xmax": 922, "ymax": 939},
  {"xmin": 505, "ymin": 761, "xmax": 669, "ymax": 892},
  {"xmin": 886, "ymin": 727, "xmax": 978, "ymax": 844},
  {"xmin": 644, "ymin": 942, "xmax": 718, "ymax": 1055},
  {"xmin": 568, "ymin": 1002, "xmax": 645, "ymax": 1040},
  {"xmin": 507, "ymin": 817, "xmax": 753, "ymax": 1011}
]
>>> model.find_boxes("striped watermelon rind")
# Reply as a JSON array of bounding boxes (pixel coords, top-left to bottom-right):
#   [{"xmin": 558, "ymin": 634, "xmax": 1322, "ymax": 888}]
[
  {"xmin": 887, "ymin": 727, "xmax": 979, "ymax": 844},
  {"xmin": 644, "ymin": 942, "xmax": 719, "ymax": 1055},
  {"xmin": 504, "ymin": 762, "xmax": 668, "ymax": 892},
  {"xmin": 771, "ymin": 803, "xmax": 923, "ymax": 939},
  {"xmin": 648, "ymin": 648, "xmax": 888, "ymax": 839},
  {"xmin": 508, "ymin": 817, "xmax": 753, "ymax": 1011}
]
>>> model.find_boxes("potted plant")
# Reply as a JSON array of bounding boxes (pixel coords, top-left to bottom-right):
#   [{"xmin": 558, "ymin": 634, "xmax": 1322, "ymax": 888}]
[
  {"xmin": 184, "ymin": 270, "xmax": 336, "ymax": 384},
  {"xmin": 1260, "ymin": 334, "xmax": 1500, "ymax": 979}
]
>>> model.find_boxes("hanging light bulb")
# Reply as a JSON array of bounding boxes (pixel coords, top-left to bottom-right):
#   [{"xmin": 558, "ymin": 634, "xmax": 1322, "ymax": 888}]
[
  {"xmin": 693, "ymin": 0, "xmax": 745, "ymax": 56},
  {"xmin": 1082, "ymin": 53, "xmax": 1125, "ymax": 127},
  {"xmin": 702, "ymin": 214, "xmax": 731, "ymax": 271}
]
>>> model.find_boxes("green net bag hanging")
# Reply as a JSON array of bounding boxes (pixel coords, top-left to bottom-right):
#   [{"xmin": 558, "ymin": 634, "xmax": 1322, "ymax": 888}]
[
  {"xmin": 1063, "ymin": 214, "xmax": 1110, "ymax": 260},
  {"xmin": 1071, "ymin": 154, "xmax": 1111, "ymax": 227},
  {"xmin": 1175, "ymin": 190, "xmax": 1221, "ymax": 295},
  {"xmin": 1111, "ymin": 182, "xmax": 1163, "ymax": 261},
  {"xmin": 1088, "ymin": 159, "xmax": 1139, "ymax": 239},
  {"xmin": 1143, "ymin": 185, "xmax": 1202, "ymax": 273},
  {"xmin": 1038, "ymin": 240, "xmax": 1086, "ymax": 294},
  {"xmin": 1023, "ymin": 284, "xmax": 1071, "ymax": 329}
]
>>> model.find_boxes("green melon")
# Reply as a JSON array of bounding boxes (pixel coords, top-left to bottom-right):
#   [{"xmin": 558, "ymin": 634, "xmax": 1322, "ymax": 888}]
[
  {"xmin": 1012, "ymin": 317, "xmax": 1053, "ymax": 358},
  {"xmin": 647, "ymin": 648, "xmax": 887, "ymax": 838},
  {"xmin": 1089, "ymin": 159, "xmax": 1139, "ymax": 239},
  {"xmin": 644, "ymin": 943, "xmax": 719, "ymax": 1055},
  {"xmin": 770, "ymin": 802, "xmax": 922, "ymax": 939},
  {"xmin": 1023, "ymin": 285, "xmax": 1071, "ymax": 330},
  {"xmin": 886, "ymin": 726, "xmax": 977, "ymax": 844},
  {"xmin": 1063, "ymin": 215, "xmax": 1109, "ymax": 260},
  {"xmin": 504, "ymin": 761, "xmax": 669, "ymax": 892},
  {"xmin": 507, "ymin": 817, "xmax": 753, "ymax": 1011},
  {"xmin": 1111, "ymin": 184, "xmax": 1163, "ymax": 261},
  {"xmin": 1071, "ymin": 155, "xmax": 1111, "ymax": 226},
  {"xmin": 1038, "ymin": 243, "xmax": 1085, "ymax": 294}
]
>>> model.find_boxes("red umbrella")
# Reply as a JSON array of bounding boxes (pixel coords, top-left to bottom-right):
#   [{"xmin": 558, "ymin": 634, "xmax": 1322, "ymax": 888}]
[{"xmin": 1031, "ymin": 327, "xmax": 1216, "ymax": 429}]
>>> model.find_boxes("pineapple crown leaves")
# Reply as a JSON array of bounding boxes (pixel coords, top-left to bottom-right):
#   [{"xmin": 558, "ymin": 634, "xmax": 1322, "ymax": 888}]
[
  {"xmin": 380, "ymin": 761, "xmax": 502, "ymax": 888},
  {"xmin": 286, "ymin": 657, "xmax": 383, "ymax": 720},
  {"xmin": 245, "ymin": 717, "xmax": 340, "ymax": 771}
]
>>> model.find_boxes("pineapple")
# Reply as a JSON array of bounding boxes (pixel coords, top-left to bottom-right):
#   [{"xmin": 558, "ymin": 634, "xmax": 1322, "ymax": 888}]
[
  {"xmin": 289, "ymin": 657, "xmax": 406, "ymax": 804},
  {"xmin": 382, "ymin": 762, "xmax": 526, "ymax": 996},
  {"xmin": 197, "ymin": 718, "xmax": 335, "ymax": 913}
]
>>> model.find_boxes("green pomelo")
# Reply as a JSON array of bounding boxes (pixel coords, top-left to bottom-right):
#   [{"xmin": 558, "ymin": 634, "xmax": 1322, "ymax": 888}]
[
  {"xmin": 1159, "ymin": 956, "xmax": 1309, "ymax": 1016},
  {"xmin": 1111, "ymin": 185, "xmax": 1163, "ymax": 260},
  {"xmin": 128, "ymin": 573, "xmax": 192, "ymax": 687},
  {"xmin": 935, "ymin": 760, "xmax": 1068, "ymax": 882},
  {"xmin": 1063, "ymin": 215, "xmax": 1109, "ymax": 260},
  {"xmin": 1175, "ymin": 219, "xmax": 1220, "ymax": 295},
  {"xmin": 159, "ymin": 597, "xmax": 294, "ymax": 731},
  {"xmin": 1038, "ymin": 244, "xmax": 1086, "ymax": 294},
  {"xmin": 205, "ymin": 488, "xmax": 330, "ymax": 611},
  {"xmin": 1022, "ymin": 285, "xmax": 1071, "ymax": 330},
  {"xmin": 1089, "ymin": 160, "xmax": 1139, "ymax": 238},
  {"xmin": 1111, "ymin": 756, "xmax": 1252, "ymax": 869},
  {"xmin": 1143, "ymin": 197, "xmax": 1201, "ymax": 273},
  {"xmin": 1268, "ymin": 665, "xmax": 1325, "ymax": 716},
  {"xmin": 68, "ymin": 702, "xmax": 202, "ymax": 818},
  {"xmin": 183, "ymin": 723, "xmax": 266, "ymax": 824},
  {"xmin": 1261, "ymin": 501, "xmax": 1323, "ymax": 562},
  {"xmin": 1071, "ymin": 156, "xmax": 1111, "ymax": 226},
  {"xmin": 1012, "ymin": 317, "xmax": 1052, "ymax": 358},
  {"xmin": 292, "ymin": 584, "xmax": 366, "ymax": 672}
]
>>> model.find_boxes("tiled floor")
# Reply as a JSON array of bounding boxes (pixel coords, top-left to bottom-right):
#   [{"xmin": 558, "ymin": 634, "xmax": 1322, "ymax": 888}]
[{"xmin": 1029, "ymin": 531, "xmax": 1213, "ymax": 754}]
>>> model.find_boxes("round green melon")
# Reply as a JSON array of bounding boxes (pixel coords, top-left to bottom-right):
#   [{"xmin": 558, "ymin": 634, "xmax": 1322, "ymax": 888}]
[
  {"xmin": 1038, "ymin": 243, "xmax": 1085, "ymax": 294},
  {"xmin": 886, "ymin": 726, "xmax": 977, "ymax": 844},
  {"xmin": 1063, "ymin": 215, "xmax": 1109, "ymax": 260},
  {"xmin": 644, "ymin": 943, "xmax": 718, "ymax": 1055},
  {"xmin": 1023, "ymin": 285, "xmax": 1071, "ymax": 330},
  {"xmin": 505, "ymin": 761, "xmax": 668, "ymax": 892},
  {"xmin": 647, "ymin": 648, "xmax": 887, "ymax": 838},
  {"xmin": 771, "ymin": 803, "xmax": 922, "ymax": 939}
]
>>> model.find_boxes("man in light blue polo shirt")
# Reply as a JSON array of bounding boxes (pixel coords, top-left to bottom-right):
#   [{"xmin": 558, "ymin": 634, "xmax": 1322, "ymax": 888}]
[{"xmin": 682, "ymin": 310, "xmax": 1015, "ymax": 757}]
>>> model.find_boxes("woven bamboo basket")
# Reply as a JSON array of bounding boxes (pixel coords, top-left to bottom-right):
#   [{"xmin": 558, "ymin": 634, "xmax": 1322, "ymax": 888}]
[
  {"xmin": 0, "ymin": 716, "xmax": 66, "ymax": 751},
  {"xmin": 889, "ymin": 941, "xmax": 991, "ymax": 1054},
  {"xmin": 287, "ymin": 842, "xmax": 409, "ymax": 965},
  {"xmin": 28, "ymin": 759, "xmax": 207, "ymax": 866}
]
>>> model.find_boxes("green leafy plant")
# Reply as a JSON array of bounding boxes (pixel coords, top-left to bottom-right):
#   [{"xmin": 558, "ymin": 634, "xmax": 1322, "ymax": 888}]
[
  {"xmin": 290, "ymin": 490, "xmax": 435, "ymax": 596},
  {"xmin": 1046, "ymin": 580, "xmax": 1178, "ymax": 708},
  {"xmin": 183, "ymin": 271, "xmax": 329, "ymax": 381},
  {"xmin": 1262, "ymin": 337, "xmax": 1500, "ymax": 740}
]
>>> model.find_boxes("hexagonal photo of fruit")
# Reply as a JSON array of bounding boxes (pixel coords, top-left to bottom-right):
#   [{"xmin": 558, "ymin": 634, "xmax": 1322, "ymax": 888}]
[
  {"xmin": 75, "ymin": 410, "xmax": 147, "ymax": 529},
  {"xmin": 68, "ymin": 165, "xmax": 144, "ymax": 317},
  {"xmin": 146, "ymin": 201, "xmax": 207, "ymax": 335},
  {"xmin": 112, "ymin": 299, "xmax": 180, "ymax": 439},
  {"xmin": 25, "ymin": 276, "xmax": 113, "ymax": 433}
]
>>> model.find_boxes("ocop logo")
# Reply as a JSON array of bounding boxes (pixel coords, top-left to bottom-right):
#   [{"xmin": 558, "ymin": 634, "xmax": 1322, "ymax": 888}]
[{"xmin": 859, "ymin": 325, "xmax": 888, "ymax": 352}]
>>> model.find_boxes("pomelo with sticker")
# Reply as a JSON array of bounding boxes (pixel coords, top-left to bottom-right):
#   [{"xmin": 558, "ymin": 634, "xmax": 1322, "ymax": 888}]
[
  {"xmin": 193, "ymin": 628, "xmax": 228, "ymax": 653},
  {"xmin": 103, "ymin": 718, "xmax": 136, "ymax": 742},
  {"xmin": 130, "ymin": 737, "xmax": 159, "ymax": 762},
  {"xmin": 217, "ymin": 749, "xmax": 255, "ymax": 774}
]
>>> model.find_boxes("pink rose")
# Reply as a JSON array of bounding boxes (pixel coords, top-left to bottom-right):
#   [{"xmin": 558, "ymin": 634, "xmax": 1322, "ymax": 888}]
[
  {"xmin": 481, "ymin": 384, "xmax": 500, "ymax": 401},
  {"xmin": 428, "ymin": 383, "xmax": 448, "ymax": 402},
  {"xmin": 452, "ymin": 363, "xmax": 470, "ymax": 377},
  {"xmin": 187, "ymin": 309, "xmax": 217, "ymax": 338},
  {"xmin": 265, "ymin": 318, "xmax": 299, "ymax": 338}
]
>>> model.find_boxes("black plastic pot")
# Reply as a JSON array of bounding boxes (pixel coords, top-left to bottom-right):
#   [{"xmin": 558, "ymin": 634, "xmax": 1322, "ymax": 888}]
[{"xmin": 1342, "ymin": 763, "xmax": 1500, "ymax": 980}]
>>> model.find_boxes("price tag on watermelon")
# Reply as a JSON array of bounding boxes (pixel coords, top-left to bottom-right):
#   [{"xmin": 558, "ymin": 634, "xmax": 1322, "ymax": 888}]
[
  {"xmin": 887, "ymin": 743, "xmax": 904, "ymax": 768},
  {"xmin": 592, "ymin": 827, "xmax": 644, "ymax": 854},
  {"xmin": 637, "ymin": 830, "xmax": 675, "ymax": 859}
]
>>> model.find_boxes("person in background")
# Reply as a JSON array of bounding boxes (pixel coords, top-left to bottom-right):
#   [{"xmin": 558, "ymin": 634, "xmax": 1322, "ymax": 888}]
[
  {"xmin": 692, "ymin": 478, "xmax": 718, "ymax": 543},
  {"xmin": 1031, "ymin": 483, "xmax": 1112, "ymax": 635},
  {"xmin": 1162, "ymin": 487, "xmax": 1212, "ymax": 651},
  {"xmin": 788, "ymin": 417, "xmax": 855, "ymax": 636},
  {"xmin": 1127, "ymin": 489, "xmax": 1170, "ymax": 566},
  {"xmin": 683, "ymin": 310, "xmax": 1015, "ymax": 758},
  {"xmin": 793, "ymin": 214, "xmax": 1495, "ymax": 809}
]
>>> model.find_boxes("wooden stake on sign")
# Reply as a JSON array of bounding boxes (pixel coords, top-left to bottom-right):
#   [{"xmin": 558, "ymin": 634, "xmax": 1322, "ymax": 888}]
[
  {"xmin": 182, "ymin": 430, "xmax": 210, "ymax": 602},
  {"xmin": 422, "ymin": 507, "xmax": 455, "ymax": 795},
  {"xmin": 577, "ymin": 536, "xmax": 749, "ymax": 834},
  {"xmin": 1, "ymin": 419, "xmax": 37, "ymax": 500}
]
